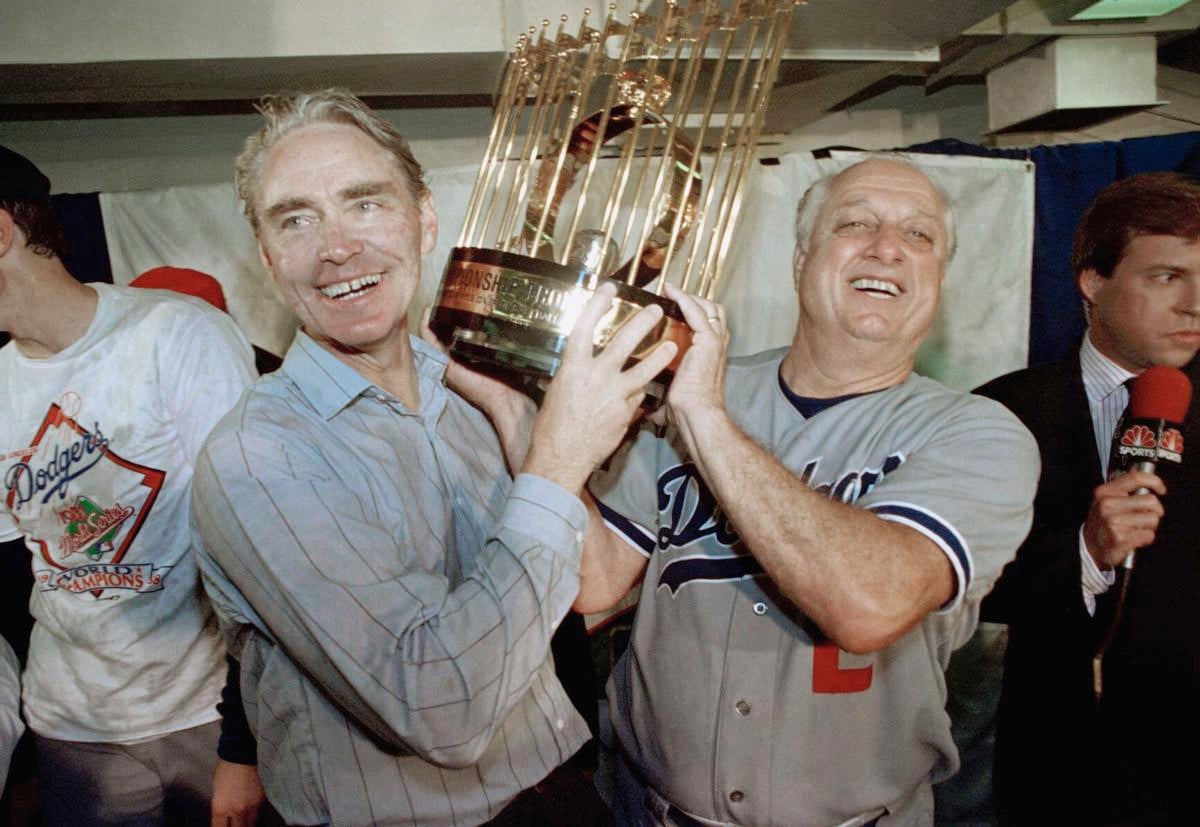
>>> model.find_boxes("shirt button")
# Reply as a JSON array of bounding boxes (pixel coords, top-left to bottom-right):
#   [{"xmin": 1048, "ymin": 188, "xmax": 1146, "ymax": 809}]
[
  {"xmin": 735, "ymin": 699, "xmax": 751, "ymax": 716},
  {"xmin": 555, "ymin": 718, "xmax": 564, "ymax": 730},
  {"xmin": 729, "ymin": 790, "xmax": 744, "ymax": 803},
  {"xmin": 575, "ymin": 531, "xmax": 584, "ymax": 544},
  {"xmin": 752, "ymin": 602, "xmax": 767, "ymax": 616}
]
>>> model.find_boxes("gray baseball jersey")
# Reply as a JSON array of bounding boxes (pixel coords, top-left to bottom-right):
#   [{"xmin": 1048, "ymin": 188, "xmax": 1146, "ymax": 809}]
[{"xmin": 591, "ymin": 347, "xmax": 1039, "ymax": 826}]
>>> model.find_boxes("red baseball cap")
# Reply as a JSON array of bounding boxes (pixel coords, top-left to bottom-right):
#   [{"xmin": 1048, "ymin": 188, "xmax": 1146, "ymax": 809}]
[{"xmin": 130, "ymin": 266, "xmax": 228, "ymax": 313}]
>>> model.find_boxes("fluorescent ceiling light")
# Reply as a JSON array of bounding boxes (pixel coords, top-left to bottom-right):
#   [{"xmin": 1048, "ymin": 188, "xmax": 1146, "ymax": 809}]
[{"xmin": 1070, "ymin": 0, "xmax": 1193, "ymax": 20}]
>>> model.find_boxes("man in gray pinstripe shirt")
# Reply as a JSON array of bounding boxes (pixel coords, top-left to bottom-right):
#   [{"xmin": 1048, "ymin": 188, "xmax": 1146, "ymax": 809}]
[{"xmin": 190, "ymin": 89, "xmax": 680, "ymax": 826}]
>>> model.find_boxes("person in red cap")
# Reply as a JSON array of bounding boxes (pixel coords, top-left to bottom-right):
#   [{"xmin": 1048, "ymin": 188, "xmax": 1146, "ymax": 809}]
[{"xmin": 0, "ymin": 145, "xmax": 260, "ymax": 826}]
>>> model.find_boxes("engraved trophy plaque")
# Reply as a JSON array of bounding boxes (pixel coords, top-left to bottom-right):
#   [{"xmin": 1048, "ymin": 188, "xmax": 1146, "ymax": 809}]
[{"xmin": 430, "ymin": 0, "xmax": 801, "ymax": 395}]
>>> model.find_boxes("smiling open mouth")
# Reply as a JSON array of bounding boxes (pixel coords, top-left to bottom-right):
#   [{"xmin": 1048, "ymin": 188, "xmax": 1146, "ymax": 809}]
[
  {"xmin": 851, "ymin": 278, "xmax": 900, "ymax": 298},
  {"xmin": 320, "ymin": 274, "xmax": 381, "ymax": 300}
]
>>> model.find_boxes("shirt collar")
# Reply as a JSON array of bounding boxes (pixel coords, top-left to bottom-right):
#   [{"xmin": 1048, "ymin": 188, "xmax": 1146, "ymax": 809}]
[
  {"xmin": 280, "ymin": 329, "xmax": 450, "ymax": 421},
  {"xmin": 775, "ymin": 364, "xmax": 902, "ymax": 418},
  {"xmin": 777, "ymin": 369, "xmax": 873, "ymax": 417},
  {"xmin": 1080, "ymin": 330, "xmax": 1136, "ymax": 409}
]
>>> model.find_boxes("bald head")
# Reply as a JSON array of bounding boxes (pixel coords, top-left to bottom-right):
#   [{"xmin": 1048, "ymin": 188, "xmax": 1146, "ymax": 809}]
[{"xmin": 796, "ymin": 156, "xmax": 956, "ymax": 264}]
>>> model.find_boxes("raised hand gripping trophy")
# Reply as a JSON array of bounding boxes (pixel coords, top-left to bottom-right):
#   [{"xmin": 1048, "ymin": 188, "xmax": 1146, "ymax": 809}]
[{"xmin": 430, "ymin": 0, "xmax": 801, "ymax": 396}]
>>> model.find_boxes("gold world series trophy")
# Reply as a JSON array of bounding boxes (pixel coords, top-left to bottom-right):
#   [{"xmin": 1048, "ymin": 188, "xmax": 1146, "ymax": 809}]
[{"xmin": 430, "ymin": 0, "xmax": 802, "ymax": 397}]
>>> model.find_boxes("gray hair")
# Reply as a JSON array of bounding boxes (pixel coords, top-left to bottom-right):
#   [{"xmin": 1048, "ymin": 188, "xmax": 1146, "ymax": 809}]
[
  {"xmin": 235, "ymin": 88, "xmax": 427, "ymax": 235},
  {"xmin": 794, "ymin": 153, "xmax": 957, "ymax": 263}
]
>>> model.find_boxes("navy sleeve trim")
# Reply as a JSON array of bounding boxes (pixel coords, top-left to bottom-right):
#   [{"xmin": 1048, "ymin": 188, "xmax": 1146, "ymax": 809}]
[
  {"xmin": 594, "ymin": 498, "xmax": 656, "ymax": 558},
  {"xmin": 868, "ymin": 502, "xmax": 972, "ymax": 610}
]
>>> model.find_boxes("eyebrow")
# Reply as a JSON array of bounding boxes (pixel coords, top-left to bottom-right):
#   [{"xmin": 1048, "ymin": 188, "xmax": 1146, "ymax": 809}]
[
  {"xmin": 264, "ymin": 197, "xmax": 313, "ymax": 222},
  {"xmin": 263, "ymin": 180, "xmax": 403, "ymax": 223},
  {"xmin": 340, "ymin": 180, "xmax": 398, "ymax": 200},
  {"xmin": 834, "ymin": 196, "xmax": 938, "ymax": 221}
]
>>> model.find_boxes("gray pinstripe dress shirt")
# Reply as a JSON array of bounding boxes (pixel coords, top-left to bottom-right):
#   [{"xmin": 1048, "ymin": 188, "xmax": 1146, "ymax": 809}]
[{"xmin": 190, "ymin": 332, "xmax": 590, "ymax": 826}]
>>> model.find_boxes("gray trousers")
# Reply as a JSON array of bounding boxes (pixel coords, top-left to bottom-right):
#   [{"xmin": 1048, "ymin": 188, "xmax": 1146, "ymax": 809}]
[{"xmin": 35, "ymin": 720, "xmax": 220, "ymax": 827}]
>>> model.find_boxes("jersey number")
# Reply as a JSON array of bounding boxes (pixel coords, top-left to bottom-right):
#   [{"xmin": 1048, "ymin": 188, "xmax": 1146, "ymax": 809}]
[{"xmin": 812, "ymin": 641, "xmax": 873, "ymax": 694}]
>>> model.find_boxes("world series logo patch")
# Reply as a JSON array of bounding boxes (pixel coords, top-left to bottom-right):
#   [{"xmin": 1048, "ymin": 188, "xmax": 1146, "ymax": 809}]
[
  {"xmin": 56, "ymin": 495, "xmax": 135, "ymax": 560},
  {"xmin": 3, "ymin": 396, "xmax": 168, "ymax": 599}
]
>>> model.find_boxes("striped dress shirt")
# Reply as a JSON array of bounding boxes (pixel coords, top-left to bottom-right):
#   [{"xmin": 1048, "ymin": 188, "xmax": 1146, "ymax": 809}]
[
  {"xmin": 1080, "ymin": 334, "xmax": 1136, "ymax": 478},
  {"xmin": 191, "ymin": 332, "xmax": 590, "ymax": 826},
  {"xmin": 1078, "ymin": 333, "xmax": 1135, "ymax": 611}
]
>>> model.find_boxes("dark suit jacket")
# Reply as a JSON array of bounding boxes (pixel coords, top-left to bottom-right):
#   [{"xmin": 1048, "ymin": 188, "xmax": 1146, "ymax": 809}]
[{"xmin": 977, "ymin": 352, "xmax": 1200, "ymax": 825}]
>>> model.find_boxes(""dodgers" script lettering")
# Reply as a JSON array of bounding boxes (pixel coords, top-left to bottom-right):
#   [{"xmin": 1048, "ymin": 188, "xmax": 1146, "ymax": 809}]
[{"xmin": 4, "ymin": 424, "xmax": 109, "ymax": 508}]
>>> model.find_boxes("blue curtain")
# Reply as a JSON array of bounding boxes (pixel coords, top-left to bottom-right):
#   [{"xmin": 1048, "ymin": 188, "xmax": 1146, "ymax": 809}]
[{"xmin": 52, "ymin": 191, "xmax": 111, "ymax": 285}]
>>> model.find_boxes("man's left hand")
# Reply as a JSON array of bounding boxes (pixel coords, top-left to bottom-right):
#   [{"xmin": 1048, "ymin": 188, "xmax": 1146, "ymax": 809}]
[
  {"xmin": 661, "ymin": 283, "xmax": 730, "ymax": 454},
  {"xmin": 525, "ymin": 283, "xmax": 677, "ymax": 493},
  {"xmin": 210, "ymin": 759, "xmax": 265, "ymax": 827}
]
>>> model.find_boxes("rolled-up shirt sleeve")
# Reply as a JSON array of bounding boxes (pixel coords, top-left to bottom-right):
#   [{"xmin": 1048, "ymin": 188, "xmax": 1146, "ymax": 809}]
[{"xmin": 191, "ymin": 422, "xmax": 587, "ymax": 769}]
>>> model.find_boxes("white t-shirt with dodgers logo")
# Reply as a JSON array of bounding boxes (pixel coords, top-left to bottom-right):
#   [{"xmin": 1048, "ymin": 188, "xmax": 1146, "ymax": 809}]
[{"xmin": 0, "ymin": 283, "xmax": 254, "ymax": 742}]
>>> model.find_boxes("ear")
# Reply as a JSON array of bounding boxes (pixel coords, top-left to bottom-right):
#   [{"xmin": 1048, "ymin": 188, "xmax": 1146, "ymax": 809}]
[
  {"xmin": 0, "ymin": 209, "xmax": 16, "ymax": 258},
  {"xmin": 257, "ymin": 240, "xmax": 276, "ymax": 278},
  {"xmin": 418, "ymin": 190, "xmax": 438, "ymax": 256},
  {"xmin": 1077, "ymin": 267, "xmax": 1104, "ymax": 308},
  {"xmin": 792, "ymin": 244, "xmax": 806, "ymax": 292}
]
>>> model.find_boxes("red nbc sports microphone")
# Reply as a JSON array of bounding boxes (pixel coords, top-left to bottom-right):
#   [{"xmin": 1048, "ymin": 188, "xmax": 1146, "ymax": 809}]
[{"xmin": 1111, "ymin": 365, "xmax": 1194, "ymax": 569}]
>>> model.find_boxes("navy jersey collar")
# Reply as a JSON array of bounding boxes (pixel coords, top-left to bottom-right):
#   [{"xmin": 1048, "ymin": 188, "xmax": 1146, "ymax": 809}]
[{"xmin": 776, "ymin": 368, "xmax": 893, "ymax": 417}]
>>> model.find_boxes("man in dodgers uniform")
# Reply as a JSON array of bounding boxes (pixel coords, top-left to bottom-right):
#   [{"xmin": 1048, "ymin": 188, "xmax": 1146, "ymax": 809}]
[
  {"xmin": 0, "ymin": 145, "xmax": 257, "ymax": 825},
  {"xmin": 581, "ymin": 156, "xmax": 1040, "ymax": 826}
]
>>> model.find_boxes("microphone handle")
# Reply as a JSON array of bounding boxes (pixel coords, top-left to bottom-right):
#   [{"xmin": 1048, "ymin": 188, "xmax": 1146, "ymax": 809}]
[{"xmin": 1125, "ymin": 460, "xmax": 1158, "ymax": 570}]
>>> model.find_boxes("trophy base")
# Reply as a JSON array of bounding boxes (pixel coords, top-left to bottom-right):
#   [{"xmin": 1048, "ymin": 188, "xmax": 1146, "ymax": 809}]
[{"xmin": 430, "ymin": 247, "xmax": 691, "ymax": 399}]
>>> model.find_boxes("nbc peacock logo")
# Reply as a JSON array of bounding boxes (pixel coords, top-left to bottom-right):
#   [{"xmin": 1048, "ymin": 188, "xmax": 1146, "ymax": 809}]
[{"xmin": 1121, "ymin": 424, "xmax": 1157, "ymax": 448}]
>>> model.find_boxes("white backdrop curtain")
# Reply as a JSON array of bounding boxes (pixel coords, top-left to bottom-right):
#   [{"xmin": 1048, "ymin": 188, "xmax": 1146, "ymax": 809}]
[{"xmin": 101, "ymin": 150, "xmax": 1034, "ymax": 390}]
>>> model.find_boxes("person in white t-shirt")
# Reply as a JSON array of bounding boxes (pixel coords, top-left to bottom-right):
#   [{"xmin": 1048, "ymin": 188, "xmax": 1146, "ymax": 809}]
[{"xmin": 0, "ymin": 144, "xmax": 257, "ymax": 826}]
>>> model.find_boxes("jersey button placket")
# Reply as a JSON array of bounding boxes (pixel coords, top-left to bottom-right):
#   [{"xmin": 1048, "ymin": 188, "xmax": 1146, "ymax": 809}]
[{"xmin": 716, "ymin": 591, "xmax": 774, "ymax": 823}]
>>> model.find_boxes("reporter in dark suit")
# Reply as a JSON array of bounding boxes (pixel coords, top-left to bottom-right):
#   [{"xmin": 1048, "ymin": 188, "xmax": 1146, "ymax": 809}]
[{"xmin": 977, "ymin": 173, "xmax": 1200, "ymax": 826}]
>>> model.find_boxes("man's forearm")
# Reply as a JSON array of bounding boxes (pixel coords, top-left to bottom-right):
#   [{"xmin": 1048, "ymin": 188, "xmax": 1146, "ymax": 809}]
[
  {"xmin": 674, "ymin": 406, "xmax": 954, "ymax": 654},
  {"xmin": 574, "ymin": 493, "xmax": 649, "ymax": 614}
]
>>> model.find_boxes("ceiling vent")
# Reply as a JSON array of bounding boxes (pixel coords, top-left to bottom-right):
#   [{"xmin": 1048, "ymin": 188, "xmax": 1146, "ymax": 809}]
[{"xmin": 986, "ymin": 34, "xmax": 1163, "ymax": 132}]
